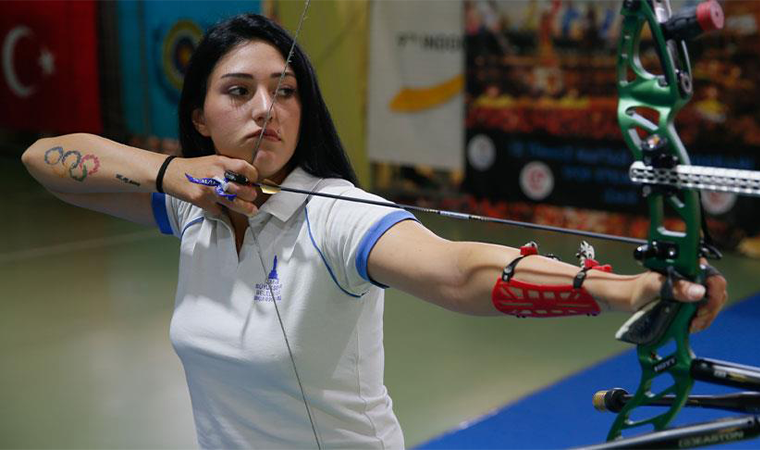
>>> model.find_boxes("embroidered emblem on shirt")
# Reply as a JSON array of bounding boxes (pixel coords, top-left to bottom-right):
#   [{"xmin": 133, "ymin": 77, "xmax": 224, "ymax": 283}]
[{"xmin": 254, "ymin": 255, "xmax": 282, "ymax": 302}]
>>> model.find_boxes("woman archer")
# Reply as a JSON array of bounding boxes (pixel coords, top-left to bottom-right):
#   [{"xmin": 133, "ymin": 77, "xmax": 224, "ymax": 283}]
[{"xmin": 21, "ymin": 13, "xmax": 726, "ymax": 449}]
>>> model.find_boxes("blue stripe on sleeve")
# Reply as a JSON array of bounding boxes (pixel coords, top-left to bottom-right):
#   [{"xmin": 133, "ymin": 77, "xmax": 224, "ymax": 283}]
[
  {"xmin": 180, "ymin": 217, "xmax": 204, "ymax": 240},
  {"xmin": 151, "ymin": 192, "xmax": 173, "ymax": 235},
  {"xmin": 356, "ymin": 210, "xmax": 417, "ymax": 288},
  {"xmin": 305, "ymin": 208, "xmax": 361, "ymax": 298}
]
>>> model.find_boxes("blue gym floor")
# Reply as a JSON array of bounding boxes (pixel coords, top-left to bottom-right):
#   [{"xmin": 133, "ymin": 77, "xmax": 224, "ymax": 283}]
[{"xmin": 420, "ymin": 293, "xmax": 760, "ymax": 449}]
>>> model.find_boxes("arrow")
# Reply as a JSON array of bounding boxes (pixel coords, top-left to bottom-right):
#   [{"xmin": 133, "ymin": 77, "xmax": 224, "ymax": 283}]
[{"xmin": 224, "ymin": 171, "xmax": 647, "ymax": 246}]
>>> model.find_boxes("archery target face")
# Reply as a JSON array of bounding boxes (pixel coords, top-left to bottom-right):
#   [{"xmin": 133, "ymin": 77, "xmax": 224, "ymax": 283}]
[{"xmin": 162, "ymin": 20, "xmax": 203, "ymax": 93}]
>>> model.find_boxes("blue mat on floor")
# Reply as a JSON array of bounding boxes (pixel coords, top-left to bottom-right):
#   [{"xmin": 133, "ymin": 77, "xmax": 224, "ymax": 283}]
[{"xmin": 419, "ymin": 293, "xmax": 760, "ymax": 449}]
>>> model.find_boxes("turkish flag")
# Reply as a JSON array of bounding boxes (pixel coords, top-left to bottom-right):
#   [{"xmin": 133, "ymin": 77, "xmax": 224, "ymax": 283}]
[{"xmin": 0, "ymin": 1, "xmax": 102, "ymax": 133}]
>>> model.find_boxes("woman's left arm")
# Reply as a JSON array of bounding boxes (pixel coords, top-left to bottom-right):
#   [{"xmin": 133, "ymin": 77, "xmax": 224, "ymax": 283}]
[{"xmin": 367, "ymin": 220, "xmax": 727, "ymax": 332}]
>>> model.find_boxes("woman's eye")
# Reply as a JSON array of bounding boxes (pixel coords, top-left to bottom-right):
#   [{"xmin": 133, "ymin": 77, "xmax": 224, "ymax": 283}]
[
  {"xmin": 276, "ymin": 87, "xmax": 297, "ymax": 98},
  {"xmin": 228, "ymin": 86, "xmax": 249, "ymax": 97}
]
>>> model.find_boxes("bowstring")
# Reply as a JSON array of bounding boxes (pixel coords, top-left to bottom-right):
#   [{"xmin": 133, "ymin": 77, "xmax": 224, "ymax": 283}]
[
  {"xmin": 249, "ymin": 1, "xmax": 321, "ymax": 448},
  {"xmin": 251, "ymin": 234, "xmax": 321, "ymax": 449},
  {"xmin": 250, "ymin": 0, "xmax": 312, "ymax": 165}
]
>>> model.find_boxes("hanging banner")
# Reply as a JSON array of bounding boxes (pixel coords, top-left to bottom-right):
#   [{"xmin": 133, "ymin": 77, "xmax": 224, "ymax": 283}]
[
  {"xmin": 367, "ymin": 0, "xmax": 464, "ymax": 170},
  {"xmin": 117, "ymin": 1, "xmax": 261, "ymax": 138},
  {"xmin": 0, "ymin": 1, "xmax": 102, "ymax": 133}
]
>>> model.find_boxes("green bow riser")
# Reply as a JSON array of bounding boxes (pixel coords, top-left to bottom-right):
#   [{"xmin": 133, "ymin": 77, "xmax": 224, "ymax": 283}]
[{"xmin": 609, "ymin": 0, "xmax": 706, "ymax": 441}]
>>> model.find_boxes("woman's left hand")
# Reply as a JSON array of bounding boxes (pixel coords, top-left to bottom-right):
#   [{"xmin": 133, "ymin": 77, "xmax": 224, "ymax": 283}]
[
  {"xmin": 629, "ymin": 261, "xmax": 728, "ymax": 333},
  {"xmin": 690, "ymin": 264, "xmax": 728, "ymax": 333}
]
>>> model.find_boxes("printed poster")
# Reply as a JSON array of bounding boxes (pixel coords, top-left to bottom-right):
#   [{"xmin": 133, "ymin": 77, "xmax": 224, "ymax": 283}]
[{"xmin": 117, "ymin": 1, "xmax": 262, "ymax": 138}]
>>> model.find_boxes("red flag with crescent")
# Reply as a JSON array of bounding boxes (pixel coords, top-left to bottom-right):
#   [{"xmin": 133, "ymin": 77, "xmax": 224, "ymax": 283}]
[{"xmin": 0, "ymin": 1, "xmax": 101, "ymax": 133}]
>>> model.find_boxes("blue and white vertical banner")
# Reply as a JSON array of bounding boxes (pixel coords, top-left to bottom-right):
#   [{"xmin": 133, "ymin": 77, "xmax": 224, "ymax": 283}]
[
  {"xmin": 117, "ymin": 1, "xmax": 262, "ymax": 138},
  {"xmin": 366, "ymin": 0, "xmax": 464, "ymax": 170}
]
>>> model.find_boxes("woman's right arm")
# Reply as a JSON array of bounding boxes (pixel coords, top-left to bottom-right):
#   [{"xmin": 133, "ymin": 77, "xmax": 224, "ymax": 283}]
[{"xmin": 22, "ymin": 133, "xmax": 260, "ymax": 226}]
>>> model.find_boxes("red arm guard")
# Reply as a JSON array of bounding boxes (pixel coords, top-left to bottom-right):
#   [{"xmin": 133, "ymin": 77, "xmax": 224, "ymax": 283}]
[
  {"xmin": 491, "ymin": 243, "xmax": 608, "ymax": 318},
  {"xmin": 492, "ymin": 278, "xmax": 601, "ymax": 317}
]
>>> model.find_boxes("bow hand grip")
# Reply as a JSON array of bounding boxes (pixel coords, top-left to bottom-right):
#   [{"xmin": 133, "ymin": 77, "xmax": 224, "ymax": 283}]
[{"xmin": 615, "ymin": 299, "xmax": 682, "ymax": 345}]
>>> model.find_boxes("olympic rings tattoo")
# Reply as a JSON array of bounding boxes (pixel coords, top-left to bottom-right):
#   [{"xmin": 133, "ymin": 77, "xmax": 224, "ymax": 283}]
[
  {"xmin": 44, "ymin": 146, "xmax": 100, "ymax": 182},
  {"xmin": 44, "ymin": 146, "xmax": 63, "ymax": 165}
]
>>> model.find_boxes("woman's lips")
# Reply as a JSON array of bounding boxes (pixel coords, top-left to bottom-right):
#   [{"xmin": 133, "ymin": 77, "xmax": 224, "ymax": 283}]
[{"xmin": 250, "ymin": 129, "xmax": 280, "ymax": 142}]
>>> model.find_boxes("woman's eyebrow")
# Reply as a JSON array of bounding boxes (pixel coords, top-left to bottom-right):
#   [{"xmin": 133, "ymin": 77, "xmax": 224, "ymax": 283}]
[
  {"xmin": 221, "ymin": 72, "xmax": 253, "ymax": 79},
  {"xmin": 219, "ymin": 71, "xmax": 296, "ymax": 79},
  {"xmin": 271, "ymin": 71, "xmax": 296, "ymax": 79}
]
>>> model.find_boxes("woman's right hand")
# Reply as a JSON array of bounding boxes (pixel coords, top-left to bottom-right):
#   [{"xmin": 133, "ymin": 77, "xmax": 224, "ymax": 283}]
[
  {"xmin": 21, "ymin": 134, "xmax": 263, "ymax": 226},
  {"xmin": 163, "ymin": 155, "xmax": 261, "ymax": 217}
]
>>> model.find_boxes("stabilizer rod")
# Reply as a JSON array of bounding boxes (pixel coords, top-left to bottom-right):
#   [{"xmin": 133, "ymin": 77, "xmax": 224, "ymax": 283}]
[{"xmin": 594, "ymin": 388, "xmax": 760, "ymax": 414}]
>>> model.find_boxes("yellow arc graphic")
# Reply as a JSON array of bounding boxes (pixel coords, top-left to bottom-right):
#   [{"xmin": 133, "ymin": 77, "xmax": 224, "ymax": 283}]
[{"xmin": 389, "ymin": 74, "xmax": 463, "ymax": 113}]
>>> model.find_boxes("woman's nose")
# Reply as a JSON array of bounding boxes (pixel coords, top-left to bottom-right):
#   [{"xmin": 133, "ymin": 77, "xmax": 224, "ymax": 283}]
[{"xmin": 252, "ymin": 88, "xmax": 275, "ymax": 125}]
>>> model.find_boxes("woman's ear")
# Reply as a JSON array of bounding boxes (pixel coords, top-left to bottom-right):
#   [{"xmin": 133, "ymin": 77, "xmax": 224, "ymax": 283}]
[{"xmin": 192, "ymin": 108, "xmax": 210, "ymax": 137}]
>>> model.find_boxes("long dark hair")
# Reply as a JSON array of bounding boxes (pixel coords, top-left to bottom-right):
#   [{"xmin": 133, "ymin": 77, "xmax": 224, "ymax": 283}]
[{"xmin": 178, "ymin": 13, "xmax": 358, "ymax": 185}]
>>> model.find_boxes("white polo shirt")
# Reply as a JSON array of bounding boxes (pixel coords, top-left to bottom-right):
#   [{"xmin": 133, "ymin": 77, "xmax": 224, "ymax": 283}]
[{"xmin": 151, "ymin": 167, "xmax": 415, "ymax": 449}]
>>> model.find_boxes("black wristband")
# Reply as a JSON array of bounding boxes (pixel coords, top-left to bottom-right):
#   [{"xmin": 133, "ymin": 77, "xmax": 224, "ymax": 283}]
[{"xmin": 155, "ymin": 155, "xmax": 176, "ymax": 194}]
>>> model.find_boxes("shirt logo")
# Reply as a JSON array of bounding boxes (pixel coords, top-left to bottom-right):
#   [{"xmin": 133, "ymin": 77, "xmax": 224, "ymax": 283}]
[{"xmin": 254, "ymin": 255, "xmax": 282, "ymax": 302}]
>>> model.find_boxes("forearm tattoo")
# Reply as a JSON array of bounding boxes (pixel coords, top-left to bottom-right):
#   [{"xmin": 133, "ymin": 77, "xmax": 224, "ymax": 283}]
[
  {"xmin": 44, "ymin": 146, "xmax": 100, "ymax": 182},
  {"xmin": 115, "ymin": 174, "xmax": 141, "ymax": 187}
]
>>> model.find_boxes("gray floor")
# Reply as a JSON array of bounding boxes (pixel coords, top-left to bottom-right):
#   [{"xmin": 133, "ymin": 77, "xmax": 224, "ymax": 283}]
[{"xmin": 4, "ymin": 156, "xmax": 760, "ymax": 448}]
